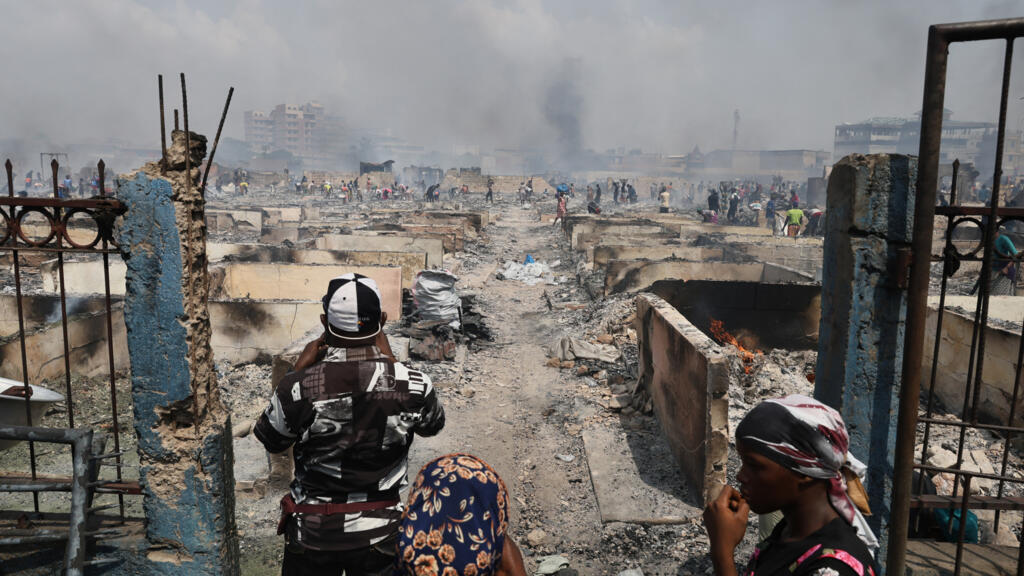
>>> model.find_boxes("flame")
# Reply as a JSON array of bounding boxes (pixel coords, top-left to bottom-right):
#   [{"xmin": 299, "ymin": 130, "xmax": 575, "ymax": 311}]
[{"xmin": 710, "ymin": 318, "xmax": 762, "ymax": 374}]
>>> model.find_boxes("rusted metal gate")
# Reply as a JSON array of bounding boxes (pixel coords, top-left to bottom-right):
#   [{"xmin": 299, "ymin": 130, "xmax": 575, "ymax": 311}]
[
  {"xmin": 0, "ymin": 159, "xmax": 139, "ymax": 572},
  {"xmin": 890, "ymin": 18, "xmax": 1024, "ymax": 576}
]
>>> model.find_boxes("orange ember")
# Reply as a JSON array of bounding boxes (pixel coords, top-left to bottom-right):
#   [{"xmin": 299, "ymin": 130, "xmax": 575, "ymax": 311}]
[{"xmin": 709, "ymin": 318, "xmax": 762, "ymax": 374}]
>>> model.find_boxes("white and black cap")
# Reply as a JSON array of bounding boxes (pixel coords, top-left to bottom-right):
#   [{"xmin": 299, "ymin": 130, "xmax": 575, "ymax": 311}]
[{"xmin": 322, "ymin": 273, "xmax": 383, "ymax": 339}]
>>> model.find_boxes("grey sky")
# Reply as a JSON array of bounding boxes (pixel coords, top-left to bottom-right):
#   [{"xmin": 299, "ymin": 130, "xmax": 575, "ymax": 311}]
[{"xmin": 2, "ymin": 0, "xmax": 1023, "ymax": 157}]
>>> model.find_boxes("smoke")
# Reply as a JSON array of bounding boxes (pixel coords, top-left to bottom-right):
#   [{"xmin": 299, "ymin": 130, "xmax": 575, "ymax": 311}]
[
  {"xmin": 543, "ymin": 58, "xmax": 584, "ymax": 166},
  {"xmin": 0, "ymin": 0, "xmax": 1023, "ymax": 167}
]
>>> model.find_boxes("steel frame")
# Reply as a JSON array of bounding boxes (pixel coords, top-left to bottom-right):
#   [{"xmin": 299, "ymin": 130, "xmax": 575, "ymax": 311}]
[{"xmin": 890, "ymin": 17, "xmax": 1024, "ymax": 576}]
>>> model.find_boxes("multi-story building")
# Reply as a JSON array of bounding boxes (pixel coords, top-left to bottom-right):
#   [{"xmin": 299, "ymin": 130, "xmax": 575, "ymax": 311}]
[
  {"xmin": 242, "ymin": 111, "xmax": 273, "ymax": 151},
  {"xmin": 242, "ymin": 101, "xmax": 344, "ymax": 161},
  {"xmin": 834, "ymin": 109, "xmax": 999, "ymax": 173}
]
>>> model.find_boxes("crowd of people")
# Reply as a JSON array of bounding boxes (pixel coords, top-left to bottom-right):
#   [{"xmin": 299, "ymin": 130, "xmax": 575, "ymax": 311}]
[
  {"xmin": 250, "ymin": 272, "xmax": 880, "ymax": 575},
  {"xmin": 12, "ymin": 169, "xmax": 108, "ymax": 198}
]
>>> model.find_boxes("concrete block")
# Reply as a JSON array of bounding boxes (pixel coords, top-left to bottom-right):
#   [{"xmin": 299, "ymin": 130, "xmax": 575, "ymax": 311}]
[
  {"xmin": 605, "ymin": 260, "xmax": 766, "ymax": 295},
  {"xmin": 208, "ymin": 262, "xmax": 402, "ymax": 320},
  {"xmin": 317, "ymin": 234, "xmax": 444, "ymax": 268},
  {"xmin": 636, "ymin": 293, "xmax": 729, "ymax": 505}
]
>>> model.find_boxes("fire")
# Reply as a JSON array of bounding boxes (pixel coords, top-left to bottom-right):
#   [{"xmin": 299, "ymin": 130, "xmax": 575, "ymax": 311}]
[{"xmin": 709, "ymin": 318, "xmax": 762, "ymax": 374}]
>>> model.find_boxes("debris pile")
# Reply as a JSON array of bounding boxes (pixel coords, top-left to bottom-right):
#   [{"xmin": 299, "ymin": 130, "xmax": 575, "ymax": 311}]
[{"xmin": 497, "ymin": 258, "xmax": 561, "ymax": 286}]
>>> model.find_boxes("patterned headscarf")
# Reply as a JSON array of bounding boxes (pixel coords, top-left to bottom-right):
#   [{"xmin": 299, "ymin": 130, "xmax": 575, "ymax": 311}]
[
  {"xmin": 397, "ymin": 454, "xmax": 509, "ymax": 576},
  {"xmin": 735, "ymin": 394, "xmax": 879, "ymax": 554}
]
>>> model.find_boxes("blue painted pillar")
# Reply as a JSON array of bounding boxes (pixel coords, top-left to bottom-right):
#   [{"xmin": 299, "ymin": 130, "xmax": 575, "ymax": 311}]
[
  {"xmin": 114, "ymin": 158, "xmax": 239, "ymax": 575},
  {"xmin": 814, "ymin": 154, "xmax": 916, "ymax": 560}
]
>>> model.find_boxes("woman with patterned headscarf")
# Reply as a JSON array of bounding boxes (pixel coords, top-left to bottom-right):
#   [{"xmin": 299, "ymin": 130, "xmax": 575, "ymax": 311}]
[
  {"xmin": 396, "ymin": 454, "xmax": 526, "ymax": 576},
  {"xmin": 703, "ymin": 395, "xmax": 879, "ymax": 576}
]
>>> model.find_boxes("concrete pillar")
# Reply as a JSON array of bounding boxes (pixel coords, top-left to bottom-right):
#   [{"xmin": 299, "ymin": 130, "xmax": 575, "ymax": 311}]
[
  {"xmin": 814, "ymin": 154, "xmax": 916, "ymax": 557},
  {"xmin": 114, "ymin": 130, "xmax": 240, "ymax": 575}
]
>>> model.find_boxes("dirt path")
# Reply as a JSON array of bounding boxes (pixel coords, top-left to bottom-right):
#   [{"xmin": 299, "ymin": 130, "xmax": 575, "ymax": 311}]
[
  {"xmin": 409, "ymin": 206, "xmax": 694, "ymax": 575},
  {"xmin": 412, "ymin": 207, "xmax": 608, "ymax": 553}
]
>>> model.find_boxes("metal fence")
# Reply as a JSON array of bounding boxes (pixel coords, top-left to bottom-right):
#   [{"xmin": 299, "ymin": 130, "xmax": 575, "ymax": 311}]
[
  {"xmin": 890, "ymin": 18, "xmax": 1024, "ymax": 576},
  {"xmin": 0, "ymin": 159, "xmax": 138, "ymax": 564}
]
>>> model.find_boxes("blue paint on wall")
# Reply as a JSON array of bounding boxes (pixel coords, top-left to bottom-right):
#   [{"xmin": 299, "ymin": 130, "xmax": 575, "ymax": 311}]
[
  {"xmin": 814, "ymin": 154, "xmax": 916, "ymax": 566},
  {"xmin": 112, "ymin": 172, "xmax": 239, "ymax": 575},
  {"xmin": 115, "ymin": 173, "xmax": 191, "ymax": 458}
]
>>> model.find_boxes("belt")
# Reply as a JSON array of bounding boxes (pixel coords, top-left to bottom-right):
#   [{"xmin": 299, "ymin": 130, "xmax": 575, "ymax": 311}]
[{"xmin": 278, "ymin": 494, "xmax": 400, "ymax": 534}]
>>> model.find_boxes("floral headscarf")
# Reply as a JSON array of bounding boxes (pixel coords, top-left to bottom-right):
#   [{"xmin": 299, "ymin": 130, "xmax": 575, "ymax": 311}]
[{"xmin": 397, "ymin": 454, "xmax": 509, "ymax": 576}]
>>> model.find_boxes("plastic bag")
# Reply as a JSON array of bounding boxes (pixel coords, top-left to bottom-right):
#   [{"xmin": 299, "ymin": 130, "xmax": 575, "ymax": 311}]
[{"xmin": 412, "ymin": 270, "xmax": 461, "ymax": 327}]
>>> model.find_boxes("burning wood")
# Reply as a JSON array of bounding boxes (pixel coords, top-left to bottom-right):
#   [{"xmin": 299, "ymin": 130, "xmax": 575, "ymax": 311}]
[{"xmin": 709, "ymin": 318, "xmax": 762, "ymax": 373}]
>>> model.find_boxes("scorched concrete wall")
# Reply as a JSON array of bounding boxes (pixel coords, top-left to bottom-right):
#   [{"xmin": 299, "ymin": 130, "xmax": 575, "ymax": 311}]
[
  {"xmin": 923, "ymin": 295, "xmax": 1024, "ymax": 428},
  {"xmin": 0, "ymin": 296, "xmax": 336, "ymax": 372},
  {"xmin": 591, "ymin": 245, "xmax": 723, "ymax": 268},
  {"xmin": 206, "ymin": 208, "xmax": 262, "ymax": 235},
  {"xmin": 636, "ymin": 293, "xmax": 728, "ymax": 506},
  {"xmin": 316, "ymin": 234, "xmax": 444, "ymax": 268},
  {"xmin": 206, "ymin": 243, "xmax": 426, "ymax": 289},
  {"xmin": 650, "ymin": 279, "xmax": 820, "ymax": 350},
  {"xmin": 208, "ymin": 262, "xmax": 402, "ymax": 320},
  {"xmin": 605, "ymin": 260, "xmax": 763, "ymax": 295}
]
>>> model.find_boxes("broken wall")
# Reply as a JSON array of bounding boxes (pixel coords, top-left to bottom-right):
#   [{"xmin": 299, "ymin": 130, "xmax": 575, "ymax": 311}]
[
  {"xmin": 316, "ymin": 234, "xmax": 444, "ymax": 267},
  {"xmin": 923, "ymin": 296, "xmax": 1024, "ymax": 428},
  {"xmin": 636, "ymin": 293, "xmax": 728, "ymax": 506},
  {"xmin": 649, "ymin": 279, "xmax": 820, "ymax": 350}
]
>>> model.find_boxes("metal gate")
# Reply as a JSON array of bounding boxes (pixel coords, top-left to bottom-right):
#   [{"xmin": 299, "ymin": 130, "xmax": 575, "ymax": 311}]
[
  {"xmin": 0, "ymin": 158, "xmax": 138, "ymax": 572},
  {"xmin": 890, "ymin": 18, "xmax": 1024, "ymax": 576}
]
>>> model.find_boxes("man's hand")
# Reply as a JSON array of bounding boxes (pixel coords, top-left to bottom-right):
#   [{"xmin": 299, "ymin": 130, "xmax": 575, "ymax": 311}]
[
  {"xmin": 293, "ymin": 333, "xmax": 326, "ymax": 372},
  {"xmin": 374, "ymin": 329, "xmax": 396, "ymax": 362},
  {"xmin": 703, "ymin": 485, "xmax": 749, "ymax": 576}
]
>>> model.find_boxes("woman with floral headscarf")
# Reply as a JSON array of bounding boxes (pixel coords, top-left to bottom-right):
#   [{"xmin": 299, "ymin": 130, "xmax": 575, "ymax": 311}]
[
  {"xmin": 703, "ymin": 395, "xmax": 879, "ymax": 576},
  {"xmin": 396, "ymin": 454, "xmax": 526, "ymax": 576}
]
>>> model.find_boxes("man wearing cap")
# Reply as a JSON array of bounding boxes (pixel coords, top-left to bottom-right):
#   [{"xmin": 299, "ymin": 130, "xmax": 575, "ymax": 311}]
[{"xmin": 254, "ymin": 273, "xmax": 446, "ymax": 575}]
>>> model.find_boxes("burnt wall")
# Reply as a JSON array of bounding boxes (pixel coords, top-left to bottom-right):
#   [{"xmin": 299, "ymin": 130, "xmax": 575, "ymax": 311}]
[
  {"xmin": 636, "ymin": 293, "xmax": 729, "ymax": 506},
  {"xmin": 650, "ymin": 279, "xmax": 820, "ymax": 350}
]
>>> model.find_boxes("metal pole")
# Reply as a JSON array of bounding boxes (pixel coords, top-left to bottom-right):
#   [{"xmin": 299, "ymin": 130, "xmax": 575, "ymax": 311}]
[
  {"xmin": 888, "ymin": 24, "xmax": 949, "ymax": 575},
  {"xmin": 201, "ymin": 87, "xmax": 234, "ymax": 194},
  {"xmin": 158, "ymin": 75, "xmax": 167, "ymax": 172}
]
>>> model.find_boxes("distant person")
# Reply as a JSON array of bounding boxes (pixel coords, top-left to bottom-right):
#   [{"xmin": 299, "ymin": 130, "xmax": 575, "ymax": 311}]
[
  {"xmin": 554, "ymin": 192, "xmax": 568, "ymax": 225},
  {"xmin": 704, "ymin": 395, "xmax": 878, "ymax": 576},
  {"xmin": 708, "ymin": 191, "xmax": 720, "ymax": 213},
  {"xmin": 78, "ymin": 177, "xmax": 85, "ymax": 198},
  {"xmin": 254, "ymin": 273, "xmax": 445, "ymax": 576},
  {"xmin": 785, "ymin": 207, "xmax": 806, "ymax": 237},
  {"xmin": 790, "ymin": 189, "xmax": 800, "ymax": 209},
  {"xmin": 728, "ymin": 191, "xmax": 740, "ymax": 222},
  {"xmin": 992, "ymin": 232, "xmax": 1022, "ymax": 295},
  {"xmin": 765, "ymin": 196, "xmax": 776, "ymax": 233},
  {"xmin": 804, "ymin": 208, "xmax": 825, "ymax": 237},
  {"xmin": 594, "ymin": 183, "xmax": 602, "ymax": 205},
  {"xmin": 659, "ymin": 187, "xmax": 671, "ymax": 213}
]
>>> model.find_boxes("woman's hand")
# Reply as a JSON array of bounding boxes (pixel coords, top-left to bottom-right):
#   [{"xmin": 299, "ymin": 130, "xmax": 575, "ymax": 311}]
[{"xmin": 703, "ymin": 485, "xmax": 750, "ymax": 576}]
